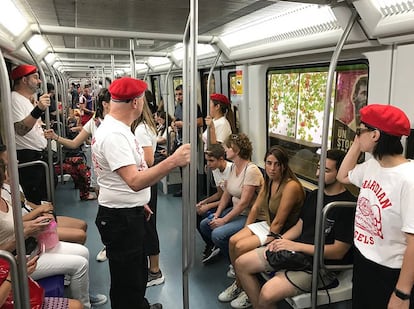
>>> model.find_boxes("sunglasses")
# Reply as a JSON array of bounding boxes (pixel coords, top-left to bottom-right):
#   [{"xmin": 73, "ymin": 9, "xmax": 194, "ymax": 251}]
[{"xmin": 356, "ymin": 126, "xmax": 376, "ymax": 136}]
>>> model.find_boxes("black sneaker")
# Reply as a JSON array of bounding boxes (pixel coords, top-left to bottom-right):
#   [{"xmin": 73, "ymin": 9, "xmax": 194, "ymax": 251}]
[
  {"xmin": 147, "ymin": 270, "xmax": 165, "ymax": 287},
  {"xmin": 150, "ymin": 304, "xmax": 163, "ymax": 309},
  {"xmin": 202, "ymin": 246, "xmax": 220, "ymax": 263},
  {"xmin": 203, "ymin": 244, "xmax": 213, "ymax": 256}
]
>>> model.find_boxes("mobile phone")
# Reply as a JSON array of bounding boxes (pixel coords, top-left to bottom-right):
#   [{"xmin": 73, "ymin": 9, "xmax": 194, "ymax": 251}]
[
  {"xmin": 28, "ymin": 245, "xmax": 41, "ymax": 260},
  {"xmin": 39, "ymin": 218, "xmax": 51, "ymax": 224}
]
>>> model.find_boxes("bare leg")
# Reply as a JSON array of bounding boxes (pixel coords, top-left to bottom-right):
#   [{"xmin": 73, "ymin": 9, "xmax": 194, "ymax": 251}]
[
  {"xmin": 149, "ymin": 254, "xmax": 160, "ymax": 273},
  {"xmin": 57, "ymin": 216, "xmax": 87, "ymax": 231},
  {"xmin": 257, "ymin": 273, "xmax": 297, "ymax": 309}
]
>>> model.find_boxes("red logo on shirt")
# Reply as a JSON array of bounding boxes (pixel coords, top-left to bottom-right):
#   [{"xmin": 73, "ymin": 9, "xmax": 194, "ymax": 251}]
[{"xmin": 355, "ymin": 197, "xmax": 383, "ymax": 240}]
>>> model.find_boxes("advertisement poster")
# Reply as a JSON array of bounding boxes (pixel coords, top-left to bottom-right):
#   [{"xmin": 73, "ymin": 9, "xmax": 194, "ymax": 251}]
[{"xmin": 332, "ymin": 71, "xmax": 368, "ymax": 152}]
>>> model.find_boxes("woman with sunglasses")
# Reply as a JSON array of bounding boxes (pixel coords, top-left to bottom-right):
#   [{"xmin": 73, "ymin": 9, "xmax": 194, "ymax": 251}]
[{"xmin": 337, "ymin": 104, "xmax": 414, "ymax": 309}]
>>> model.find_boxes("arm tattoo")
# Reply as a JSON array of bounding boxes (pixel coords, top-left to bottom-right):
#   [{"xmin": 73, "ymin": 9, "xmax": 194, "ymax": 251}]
[{"xmin": 14, "ymin": 121, "xmax": 32, "ymax": 136}]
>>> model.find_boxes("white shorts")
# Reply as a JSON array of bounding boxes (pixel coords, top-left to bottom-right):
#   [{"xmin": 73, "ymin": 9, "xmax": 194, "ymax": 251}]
[{"xmin": 247, "ymin": 221, "xmax": 270, "ymax": 245}]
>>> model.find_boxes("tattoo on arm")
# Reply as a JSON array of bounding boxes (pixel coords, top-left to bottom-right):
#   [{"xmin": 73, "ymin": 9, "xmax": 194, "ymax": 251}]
[{"xmin": 14, "ymin": 121, "xmax": 32, "ymax": 136}]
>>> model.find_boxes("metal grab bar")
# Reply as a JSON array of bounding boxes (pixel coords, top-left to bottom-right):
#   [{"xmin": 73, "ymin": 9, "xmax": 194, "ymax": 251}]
[
  {"xmin": 0, "ymin": 250, "xmax": 22, "ymax": 308},
  {"xmin": 18, "ymin": 160, "xmax": 51, "ymax": 202},
  {"xmin": 319, "ymin": 201, "xmax": 356, "ymax": 271}
]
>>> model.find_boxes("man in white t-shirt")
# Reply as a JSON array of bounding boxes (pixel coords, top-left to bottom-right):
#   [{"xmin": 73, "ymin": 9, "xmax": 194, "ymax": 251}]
[
  {"xmin": 196, "ymin": 144, "xmax": 233, "ymax": 263},
  {"xmin": 92, "ymin": 77, "xmax": 190, "ymax": 309},
  {"xmin": 10, "ymin": 64, "xmax": 51, "ymax": 204}
]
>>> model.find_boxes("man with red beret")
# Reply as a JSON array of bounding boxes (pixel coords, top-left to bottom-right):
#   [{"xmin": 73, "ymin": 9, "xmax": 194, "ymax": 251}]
[
  {"xmin": 337, "ymin": 104, "xmax": 414, "ymax": 309},
  {"xmin": 10, "ymin": 64, "xmax": 51, "ymax": 204},
  {"xmin": 92, "ymin": 77, "xmax": 191, "ymax": 309}
]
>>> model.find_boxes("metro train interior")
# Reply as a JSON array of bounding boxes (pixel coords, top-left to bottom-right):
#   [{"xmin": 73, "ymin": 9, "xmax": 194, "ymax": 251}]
[{"xmin": 1, "ymin": 0, "xmax": 414, "ymax": 308}]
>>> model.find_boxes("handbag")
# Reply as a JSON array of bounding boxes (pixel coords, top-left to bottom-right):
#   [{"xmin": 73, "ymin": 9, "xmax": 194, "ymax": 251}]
[
  {"xmin": 0, "ymin": 259, "xmax": 44, "ymax": 309},
  {"xmin": 265, "ymin": 249, "xmax": 312, "ymax": 272},
  {"xmin": 37, "ymin": 220, "xmax": 59, "ymax": 250}
]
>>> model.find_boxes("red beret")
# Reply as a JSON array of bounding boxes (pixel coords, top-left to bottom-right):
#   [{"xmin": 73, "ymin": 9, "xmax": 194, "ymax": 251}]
[
  {"xmin": 109, "ymin": 77, "xmax": 147, "ymax": 101},
  {"xmin": 360, "ymin": 104, "xmax": 411, "ymax": 137},
  {"xmin": 11, "ymin": 64, "xmax": 38, "ymax": 80},
  {"xmin": 210, "ymin": 93, "xmax": 230, "ymax": 105}
]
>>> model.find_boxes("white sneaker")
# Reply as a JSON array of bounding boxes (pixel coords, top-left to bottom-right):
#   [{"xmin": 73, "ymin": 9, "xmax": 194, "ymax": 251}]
[
  {"xmin": 231, "ymin": 291, "xmax": 251, "ymax": 308},
  {"xmin": 96, "ymin": 247, "xmax": 107, "ymax": 262},
  {"xmin": 218, "ymin": 281, "xmax": 242, "ymax": 302},
  {"xmin": 227, "ymin": 264, "xmax": 236, "ymax": 279}
]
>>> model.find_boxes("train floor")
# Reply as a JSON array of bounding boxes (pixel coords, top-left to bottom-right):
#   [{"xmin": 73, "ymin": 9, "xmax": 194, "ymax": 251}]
[{"xmin": 54, "ymin": 180, "xmax": 235, "ymax": 309}]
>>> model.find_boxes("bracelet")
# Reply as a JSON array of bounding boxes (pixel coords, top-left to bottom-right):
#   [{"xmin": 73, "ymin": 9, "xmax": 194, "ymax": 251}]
[
  {"xmin": 267, "ymin": 231, "xmax": 283, "ymax": 239},
  {"xmin": 30, "ymin": 106, "xmax": 44, "ymax": 119},
  {"xmin": 394, "ymin": 288, "xmax": 410, "ymax": 300},
  {"xmin": 5, "ymin": 279, "xmax": 11, "ymax": 284}
]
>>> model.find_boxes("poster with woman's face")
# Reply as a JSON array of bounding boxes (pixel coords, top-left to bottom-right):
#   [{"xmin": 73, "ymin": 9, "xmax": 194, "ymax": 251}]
[{"xmin": 332, "ymin": 71, "xmax": 368, "ymax": 152}]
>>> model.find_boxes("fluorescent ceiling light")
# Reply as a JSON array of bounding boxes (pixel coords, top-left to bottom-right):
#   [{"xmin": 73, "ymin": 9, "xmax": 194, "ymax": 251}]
[
  {"xmin": 136, "ymin": 63, "xmax": 148, "ymax": 70},
  {"xmin": 371, "ymin": 0, "xmax": 414, "ymax": 15},
  {"xmin": 0, "ymin": 0, "xmax": 28, "ymax": 36},
  {"xmin": 172, "ymin": 43, "xmax": 215, "ymax": 60},
  {"xmin": 27, "ymin": 35, "xmax": 48, "ymax": 55},
  {"xmin": 220, "ymin": 4, "xmax": 338, "ymax": 48},
  {"xmin": 45, "ymin": 53, "xmax": 56, "ymax": 64},
  {"xmin": 148, "ymin": 57, "xmax": 170, "ymax": 67}
]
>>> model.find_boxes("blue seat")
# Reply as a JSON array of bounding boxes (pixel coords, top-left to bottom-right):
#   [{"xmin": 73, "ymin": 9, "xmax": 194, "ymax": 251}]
[{"xmin": 37, "ymin": 275, "xmax": 65, "ymax": 297}]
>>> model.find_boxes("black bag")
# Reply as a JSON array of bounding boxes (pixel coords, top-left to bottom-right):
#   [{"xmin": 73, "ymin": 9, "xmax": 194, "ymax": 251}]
[{"xmin": 265, "ymin": 249, "xmax": 312, "ymax": 272}]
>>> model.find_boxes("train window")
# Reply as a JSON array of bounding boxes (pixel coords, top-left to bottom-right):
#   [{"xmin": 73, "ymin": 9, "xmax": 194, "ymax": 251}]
[
  {"xmin": 267, "ymin": 62, "xmax": 369, "ymax": 183},
  {"xmin": 173, "ymin": 76, "xmax": 183, "ymax": 91}
]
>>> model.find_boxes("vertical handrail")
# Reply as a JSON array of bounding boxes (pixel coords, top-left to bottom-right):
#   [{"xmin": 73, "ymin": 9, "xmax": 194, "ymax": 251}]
[
  {"xmin": 130, "ymin": 39, "xmax": 136, "ymax": 78},
  {"xmin": 0, "ymin": 48, "xmax": 30, "ymax": 309},
  {"xmin": 111, "ymin": 55, "xmax": 115, "ymax": 81},
  {"xmin": 311, "ymin": 9, "xmax": 357, "ymax": 309},
  {"xmin": 205, "ymin": 51, "xmax": 222, "ymax": 197},
  {"xmin": 162, "ymin": 63, "xmax": 174, "ymax": 154},
  {"xmin": 23, "ymin": 42, "xmax": 55, "ymax": 204},
  {"xmin": 45, "ymin": 62, "xmax": 64, "ymax": 184},
  {"xmin": 182, "ymin": 14, "xmax": 191, "ymax": 309}
]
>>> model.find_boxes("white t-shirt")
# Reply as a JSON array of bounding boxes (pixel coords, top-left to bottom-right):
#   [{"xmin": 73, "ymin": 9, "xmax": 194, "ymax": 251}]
[
  {"xmin": 349, "ymin": 158, "xmax": 414, "ymax": 268},
  {"xmin": 202, "ymin": 116, "xmax": 232, "ymax": 150},
  {"xmin": 11, "ymin": 91, "xmax": 47, "ymax": 151},
  {"xmin": 82, "ymin": 116, "xmax": 101, "ymax": 137},
  {"xmin": 1, "ymin": 183, "xmax": 32, "ymax": 215},
  {"xmin": 212, "ymin": 161, "xmax": 233, "ymax": 190},
  {"xmin": 134, "ymin": 123, "xmax": 157, "ymax": 155},
  {"xmin": 92, "ymin": 115, "xmax": 150, "ymax": 208}
]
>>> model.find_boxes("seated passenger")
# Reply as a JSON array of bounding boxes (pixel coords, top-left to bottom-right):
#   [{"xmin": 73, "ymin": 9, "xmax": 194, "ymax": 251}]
[
  {"xmin": 0, "ymin": 143, "xmax": 87, "ymax": 244},
  {"xmin": 196, "ymin": 144, "xmax": 233, "ymax": 263},
  {"xmin": 199, "ymin": 133, "xmax": 263, "ymax": 260},
  {"xmin": 236, "ymin": 149, "xmax": 356, "ymax": 309},
  {"xmin": 219, "ymin": 146, "xmax": 305, "ymax": 307},
  {"xmin": 0, "ymin": 255, "xmax": 82, "ymax": 309},
  {"xmin": 0, "ymin": 159, "xmax": 107, "ymax": 308}
]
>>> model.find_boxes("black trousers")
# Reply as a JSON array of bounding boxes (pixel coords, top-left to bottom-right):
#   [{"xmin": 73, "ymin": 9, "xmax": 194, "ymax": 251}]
[
  {"xmin": 17, "ymin": 149, "xmax": 48, "ymax": 205},
  {"xmin": 144, "ymin": 183, "xmax": 160, "ymax": 256},
  {"xmin": 96, "ymin": 206, "xmax": 150, "ymax": 309},
  {"xmin": 353, "ymin": 248, "xmax": 414, "ymax": 309}
]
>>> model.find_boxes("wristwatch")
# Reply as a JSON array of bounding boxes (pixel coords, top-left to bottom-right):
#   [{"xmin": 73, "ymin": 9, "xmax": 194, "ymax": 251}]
[{"xmin": 394, "ymin": 288, "xmax": 410, "ymax": 300}]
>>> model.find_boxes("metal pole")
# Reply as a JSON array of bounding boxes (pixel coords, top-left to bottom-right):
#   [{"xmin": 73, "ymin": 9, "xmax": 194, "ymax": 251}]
[
  {"xmin": 111, "ymin": 55, "xmax": 115, "ymax": 80},
  {"xmin": 182, "ymin": 14, "xmax": 191, "ymax": 309},
  {"xmin": 311, "ymin": 9, "xmax": 357, "ymax": 309},
  {"xmin": 162, "ymin": 63, "xmax": 174, "ymax": 154},
  {"xmin": 23, "ymin": 42, "xmax": 55, "ymax": 204},
  {"xmin": 0, "ymin": 49, "xmax": 30, "ymax": 309},
  {"xmin": 130, "ymin": 39, "xmax": 136, "ymax": 78},
  {"xmin": 205, "ymin": 51, "xmax": 222, "ymax": 197}
]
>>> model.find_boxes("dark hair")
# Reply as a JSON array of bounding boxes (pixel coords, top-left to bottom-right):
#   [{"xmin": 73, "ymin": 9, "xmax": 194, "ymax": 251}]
[
  {"xmin": 265, "ymin": 146, "xmax": 300, "ymax": 184},
  {"xmin": 0, "ymin": 158, "xmax": 5, "ymax": 187},
  {"xmin": 47, "ymin": 83, "xmax": 55, "ymax": 93},
  {"xmin": 352, "ymin": 76, "xmax": 368, "ymax": 101},
  {"xmin": 95, "ymin": 88, "xmax": 110, "ymax": 119},
  {"xmin": 175, "ymin": 84, "xmax": 183, "ymax": 91},
  {"xmin": 326, "ymin": 149, "xmax": 346, "ymax": 171},
  {"xmin": 372, "ymin": 133, "xmax": 403, "ymax": 160},
  {"xmin": 157, "ymin": 111, "xmax": 172, "ymax": 136},
  {"xmin": 0, "ymin": 143, "xmax": 6, "ymax": 153},
  {"xmin": 205, "ymin": 144, "xmax": 226, "ymax": 160},
  {"xmin": 225, "ymin": 133, "xmax": 252, "ymax": 160}
]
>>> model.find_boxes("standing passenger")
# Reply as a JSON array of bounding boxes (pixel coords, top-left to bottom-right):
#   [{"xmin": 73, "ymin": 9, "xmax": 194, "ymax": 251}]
[
  {"xmin": 337, "ymin": 104, "xmax": 414, "ymax": 309},
  {"xmin": 92, "ymin": 77, "xmax": 190, "ymax": 309},
  {"xmin": 10, "ymin": 64, "xmax": 50, "ymax": 204},
  {"xmin": 202, "ymin": 93, "xmax": 234, "ymax": 150}
]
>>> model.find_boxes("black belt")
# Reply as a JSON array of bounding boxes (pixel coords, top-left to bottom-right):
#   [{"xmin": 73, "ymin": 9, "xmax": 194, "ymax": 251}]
[{"xmin": 16, "ymin": 149, "xmax": 47, "ymax": 163}]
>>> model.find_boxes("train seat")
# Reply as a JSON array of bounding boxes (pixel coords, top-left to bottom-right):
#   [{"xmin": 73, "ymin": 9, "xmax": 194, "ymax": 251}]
[{"xmin": 284, "ymin": 269, "xmax": 353, "ymax": 309}]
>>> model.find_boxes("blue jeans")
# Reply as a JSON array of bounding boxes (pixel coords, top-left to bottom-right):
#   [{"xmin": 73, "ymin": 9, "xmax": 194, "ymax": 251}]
[{"xmin": 199, "ymin": 207, "xmax": 247, "ymax": 259}]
